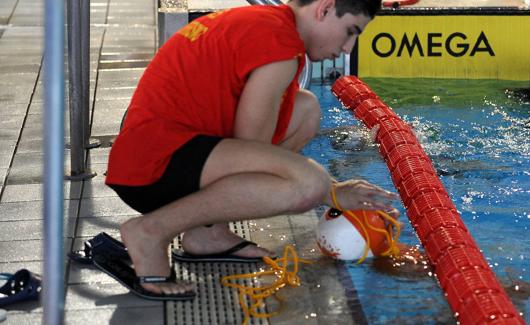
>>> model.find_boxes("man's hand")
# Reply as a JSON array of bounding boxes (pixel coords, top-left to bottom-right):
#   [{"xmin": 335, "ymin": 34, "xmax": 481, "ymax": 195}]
[{"xmin": 330, "ymin": 179, "xmax": 399, "ymax": 212}]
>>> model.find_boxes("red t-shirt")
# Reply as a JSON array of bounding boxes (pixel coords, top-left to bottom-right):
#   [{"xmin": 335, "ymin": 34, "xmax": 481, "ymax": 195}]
[{"xmin": 106, "ymin": 5, "xmax": 306, "ymax": 186}]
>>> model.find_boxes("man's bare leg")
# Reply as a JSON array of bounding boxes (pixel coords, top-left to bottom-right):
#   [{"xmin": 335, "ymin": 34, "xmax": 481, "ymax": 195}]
[
  {"xmin": 181, "ymin": 89, "xmax": 322, "ymax": 258},
  {"xmin": 120, "ymin": 139, "xmax": 397, "ymax": 294},
  {"xmin": 279, "ymin": 89, "xmax": 321, "ymax": 152},
  {"xmin": 120, "ymin": 91, "xmax": 321, "ymax": 295}
]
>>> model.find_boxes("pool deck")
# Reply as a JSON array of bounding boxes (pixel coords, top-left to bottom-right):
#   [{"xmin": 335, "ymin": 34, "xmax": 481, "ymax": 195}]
[{"xmin": 0, "ymin": 0, "xmax": 528, "ymax": 324}]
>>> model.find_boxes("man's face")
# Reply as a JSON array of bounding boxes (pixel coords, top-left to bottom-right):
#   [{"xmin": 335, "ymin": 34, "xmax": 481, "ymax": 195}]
[{"xmin": 307, "ymin": 8, "xmax": 371, "ymax": 62}]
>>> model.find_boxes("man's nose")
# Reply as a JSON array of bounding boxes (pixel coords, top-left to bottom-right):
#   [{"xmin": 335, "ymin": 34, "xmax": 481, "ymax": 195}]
[{"xmin": 342, "ymin": 35, "xmax": 358, "ymax": 54}]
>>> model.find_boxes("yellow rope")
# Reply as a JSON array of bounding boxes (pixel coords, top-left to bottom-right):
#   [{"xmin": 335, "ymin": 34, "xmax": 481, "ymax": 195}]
[
  {"xmin": 221, "ymin": 245, "xmax": 313, "ymax": 325},
  {"xmin": 221, "ymin": 184, "xmax": 402, "ymax": 324},
  {"xmin": 330, "ymin": 183, "xmax": 402, "ymax": 263},
  {"xmin": 330, "ymin": 182, "xmax": 344, "ymax": 211},
  {"xmin": 371, "ymin": 210, "xmax": 402, "ymax": 257}
]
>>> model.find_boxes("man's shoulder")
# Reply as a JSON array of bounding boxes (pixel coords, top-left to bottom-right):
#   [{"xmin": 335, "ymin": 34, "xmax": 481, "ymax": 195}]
[{"xmin": 221, "ymin": 5, "xmax": 295, "ymax": 29}]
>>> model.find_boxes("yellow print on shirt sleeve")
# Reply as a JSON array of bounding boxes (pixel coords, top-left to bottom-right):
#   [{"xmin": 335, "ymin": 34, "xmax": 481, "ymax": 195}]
[
  {"xmin": 206, "ymin": 9, "xmax": 229, "ymax": 19},
  {"xmin": 177, "ymin": 10, "xmax": 228, "ymax": 42},
  {"xmin": 178, "ymin": 21, "xmax": 208, "ymax": 42}
]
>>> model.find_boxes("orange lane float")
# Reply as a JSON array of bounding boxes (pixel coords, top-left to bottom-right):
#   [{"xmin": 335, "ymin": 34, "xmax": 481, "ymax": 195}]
[{"xmin": 331, "ymin": 76, "xmax": 524, "ymax": 325}]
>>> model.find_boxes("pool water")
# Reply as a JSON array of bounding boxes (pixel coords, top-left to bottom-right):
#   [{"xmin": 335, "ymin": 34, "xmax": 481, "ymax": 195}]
[{"xmin": 303, "ymin": 79, "xmax": 530, "ymax": 324}]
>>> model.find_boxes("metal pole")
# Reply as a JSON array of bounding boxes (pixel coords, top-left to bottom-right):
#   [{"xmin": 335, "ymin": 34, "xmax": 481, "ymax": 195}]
[
  {"xmin": 299, "ymin": 54, "xmax": 312, "ymax": 90},
  {"xmin": 67, "ymin": 0, "xmax": 85, "ymax": 176},
  {"xmin": 66, "ymin": 0, "xmax": 95, "ymax": 181},
  {"xmin": 81, "ymin": 0, "xmax": 90, "ymax": 147},
  {"xmin": 246, "ymin": 0, "xmax": 283, "ymax": 5},
  {"xmin": 43, "ymin": 0, "xmax": 65, "ymax": 322},
  {"xmin": 81, "ymin": 0, "xmax": 100, "ymax": 150}
]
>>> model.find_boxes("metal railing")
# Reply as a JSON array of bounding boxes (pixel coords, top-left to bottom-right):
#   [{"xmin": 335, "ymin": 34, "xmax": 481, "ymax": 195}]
[
  {"xmin": 43, "ymin": 0, "xmax": 66, "ymax": 323},
  {"xmin": 246, "ymin": 0, "xmax": 283, "ymax": 5},
  {"xmin": 43, "ymin": 0, "xmax": 97, "ymax": 323},
  {"xmin": 66, "ymin": 0, "xmax": 97, "ymax": 181}
]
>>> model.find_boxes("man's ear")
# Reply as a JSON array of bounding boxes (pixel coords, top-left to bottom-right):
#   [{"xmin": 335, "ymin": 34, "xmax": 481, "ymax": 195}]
[{"xmin": 315, "ymin": 0, "xmax": 336, "ymax": 21}]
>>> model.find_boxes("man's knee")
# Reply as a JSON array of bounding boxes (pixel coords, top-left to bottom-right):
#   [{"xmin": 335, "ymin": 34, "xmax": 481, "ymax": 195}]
[
  {"xmin": 299, "ymin": 90, "xmax": 321, "ymax": 137},
  {"xmin": 289, "ymin": 159, "xmax": 330, "ymax": 213}
]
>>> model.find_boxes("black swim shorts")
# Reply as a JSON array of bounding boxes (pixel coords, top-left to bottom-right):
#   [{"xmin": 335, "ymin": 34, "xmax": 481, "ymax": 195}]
[{"xmin": 108, "ymin": 135, "xmax": 223, "ymax": 214}]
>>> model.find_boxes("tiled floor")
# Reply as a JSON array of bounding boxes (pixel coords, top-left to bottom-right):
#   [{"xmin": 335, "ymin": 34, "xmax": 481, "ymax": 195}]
[{"xmin": 0, "ymin": 0, "xmax": 164, "ymax": 323}]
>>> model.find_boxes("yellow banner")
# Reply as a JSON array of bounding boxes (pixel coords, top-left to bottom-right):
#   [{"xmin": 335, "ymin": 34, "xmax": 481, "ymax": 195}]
[{"xmin": 358, "ymin": 15, "xmax": 530, "ymax": 81}]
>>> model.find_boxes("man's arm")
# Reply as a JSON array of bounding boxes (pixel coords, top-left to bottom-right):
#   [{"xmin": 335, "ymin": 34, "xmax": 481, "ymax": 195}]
[{"xmin": 234, "ymin": 58, "xmax": 298, "ymax": 143}]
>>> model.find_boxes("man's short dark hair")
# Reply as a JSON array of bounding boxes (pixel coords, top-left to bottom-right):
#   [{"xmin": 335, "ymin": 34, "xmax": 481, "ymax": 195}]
[{"xmin": 296, "ymin": 0, "xmax": 381, "ymax": 18}]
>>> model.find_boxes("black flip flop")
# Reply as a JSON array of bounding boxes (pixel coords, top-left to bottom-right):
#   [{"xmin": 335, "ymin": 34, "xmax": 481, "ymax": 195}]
[
  {"xmin": 92, "ymin": 250, "xmax": 195, "ymax": 301},
  {"xmin": 0, "ymin": 269, "xmax": 41, "ymax": 307},
  {"xmin": 172, "ymin": 240, "xmax": 273, "ymax": 263},
  {"xmin": 72, "ymin": 233, "xmax": 272, "ymax": 264},
  {"xmin": 68, "ymin": 232, "xmax": 130, "ymax": 265}
]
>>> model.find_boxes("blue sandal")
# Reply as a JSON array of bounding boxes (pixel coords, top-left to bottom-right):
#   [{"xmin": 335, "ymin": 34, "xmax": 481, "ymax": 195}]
[{"xmin": 0, "ymin": 269, "xmax": 41, "ymax": 307}]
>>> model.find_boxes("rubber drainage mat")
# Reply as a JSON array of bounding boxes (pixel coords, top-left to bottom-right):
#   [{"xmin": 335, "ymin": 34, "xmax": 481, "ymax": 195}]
[{"xmin": 167, "ymin": 221, "xmax": 269, "ymax": 325}]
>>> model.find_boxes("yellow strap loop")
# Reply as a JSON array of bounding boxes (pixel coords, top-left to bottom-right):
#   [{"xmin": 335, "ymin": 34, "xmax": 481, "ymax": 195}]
[
  {"xmin": 330, "ymin": 182, "xmax": 344, "ymax": 211},
  {"xmin": 221, "ymin": 245, "xmax": 313, "ymax": 325}
]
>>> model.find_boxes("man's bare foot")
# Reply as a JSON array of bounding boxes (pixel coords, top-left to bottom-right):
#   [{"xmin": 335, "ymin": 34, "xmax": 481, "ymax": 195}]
[
  {"xmin": 120, "ymin": 217, "xmax": 195, "ymax": 295},
  {"xmin": 181, "ymin": 224, "xmax": 274, "ymax": 258}
]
